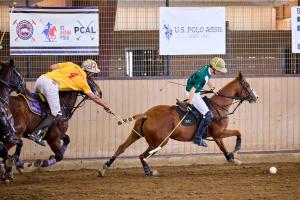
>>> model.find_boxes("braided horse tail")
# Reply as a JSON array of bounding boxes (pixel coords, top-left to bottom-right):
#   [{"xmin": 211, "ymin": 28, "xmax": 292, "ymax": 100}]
[{"xmin": 117, "ymin": 113, "xmax": 148, "ymax": 125}]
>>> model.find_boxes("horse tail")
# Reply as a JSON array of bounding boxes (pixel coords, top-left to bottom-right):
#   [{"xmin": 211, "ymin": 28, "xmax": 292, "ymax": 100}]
[{"xmin": 117, "ymin": 113, "xmax": 148, "ymax": 126}]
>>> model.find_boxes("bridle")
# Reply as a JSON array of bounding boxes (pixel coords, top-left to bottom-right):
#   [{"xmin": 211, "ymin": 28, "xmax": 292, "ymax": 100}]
[
  {"xmin": 0, "ymin": 66, "xmax": 24, "ymax": 94},
  {"xmin": 59, "ymin": 77, "xmax": 101, "ymax": 119},
  {"xmin": 206, "ymin": 78, "xmax": 255, "ymax": 121}
]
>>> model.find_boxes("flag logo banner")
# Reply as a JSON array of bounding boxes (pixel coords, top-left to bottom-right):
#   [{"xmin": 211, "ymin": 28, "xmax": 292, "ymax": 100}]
[
  {"xmin": 10, "ymin": 6, "xmax": 99, "ymax": 55},
  {"xmin": 160, "ymin": 7, "xmax": 226, "ymax": 55}
]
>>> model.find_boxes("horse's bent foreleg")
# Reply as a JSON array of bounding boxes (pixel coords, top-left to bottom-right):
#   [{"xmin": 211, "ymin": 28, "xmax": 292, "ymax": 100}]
[
  {"xmin": 99, "ymin": 132, "xmax": 141, "ymax": 177},
  {"xmin": 219, "ymin": 129, "xmax": 242, "ymax": 154},
  {"xmin": 41, "ymin": 138, "xmax": 62, "ymax": 167}
]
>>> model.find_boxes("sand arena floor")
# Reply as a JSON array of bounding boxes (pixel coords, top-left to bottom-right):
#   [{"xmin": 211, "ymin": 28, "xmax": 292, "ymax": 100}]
[{"xmin": 1, "ymin": 162, "xmax": 299, "ymax": 200}]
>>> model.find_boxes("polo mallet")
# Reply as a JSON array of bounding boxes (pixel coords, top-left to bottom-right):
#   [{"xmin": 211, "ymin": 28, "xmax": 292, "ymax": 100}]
[
  {"xmin": 0, "ymin": 2, "xmax": 16, "ymax": 50},
  {"xmin": 111, "ymin": 112, "xmax": 143, "ymax": 138},
  {"xmin": 143, "ymin": 110, "xmax": 190, "ymax": 161}
]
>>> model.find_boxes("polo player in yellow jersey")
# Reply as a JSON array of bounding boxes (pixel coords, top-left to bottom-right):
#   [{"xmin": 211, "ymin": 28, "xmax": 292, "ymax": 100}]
[{"xmin": 28, "ymin": 59, "xmax": 112, "ymax": 146}]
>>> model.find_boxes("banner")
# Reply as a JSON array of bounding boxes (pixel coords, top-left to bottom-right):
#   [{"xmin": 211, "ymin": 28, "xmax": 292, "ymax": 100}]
[
  {"xmin": 292, "ymin": 7, "xmax": 300, "ymax": 53},
  {"xmin": 160, "ymin": 7, "xmax": 226, "ymax": 55},
  {"xmin": 10, "ymin": 6, "xmax": 99, "ymax": 55}
]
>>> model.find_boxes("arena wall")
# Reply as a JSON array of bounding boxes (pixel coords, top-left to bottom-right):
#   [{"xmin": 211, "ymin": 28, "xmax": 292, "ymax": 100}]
[{"xmin": 17, "ymin": 77, "xmax": 300, "ymax": 161}]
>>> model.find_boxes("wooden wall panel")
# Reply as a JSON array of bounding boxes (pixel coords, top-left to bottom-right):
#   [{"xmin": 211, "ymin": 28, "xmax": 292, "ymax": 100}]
[{"xmin": 17, "ymin": 77, "xmax": 300, "ymax": 160}]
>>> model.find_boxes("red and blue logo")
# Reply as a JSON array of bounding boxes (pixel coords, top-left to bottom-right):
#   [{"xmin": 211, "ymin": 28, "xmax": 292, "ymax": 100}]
[{"xmin": 42, "ymin": 22, "xmax": 57, "ymax": 42}]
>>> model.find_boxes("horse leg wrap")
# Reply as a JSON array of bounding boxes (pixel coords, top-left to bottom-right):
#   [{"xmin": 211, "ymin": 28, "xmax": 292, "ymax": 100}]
[
  {"xmin": 13, "ymin": 156, "xmax": 24, "ymax": 169},
  {"xmin": 143, "ymin": 165, "xmax": 153, "ymax": 176},
  {"xmin": 60, "ymin": 144, "xmax": 68, "ymax": 155},
  {"xmin": 105, "ymin": 156, "xmax": 116, "ymax": 168},
  {"xmin": 42, "ymin": 158, "xmax": 57, "ymax": 168},
  {"xmin": 224, "ymin": 152, "xmax": 234, "ymax": 161},
  {"xmin": 235, "ymin": 138, "xmax": 241, "ymax": 151}
]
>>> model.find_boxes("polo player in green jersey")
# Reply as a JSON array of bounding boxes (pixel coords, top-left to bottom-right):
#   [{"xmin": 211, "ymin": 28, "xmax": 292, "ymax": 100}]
[{"xmin": 186, "ymin": 57, "xmax": 227, "ymax": 147}]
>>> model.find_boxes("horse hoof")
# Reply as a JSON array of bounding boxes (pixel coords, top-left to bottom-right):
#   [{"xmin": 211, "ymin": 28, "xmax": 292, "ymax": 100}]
[
  {"xmin": 232, "ymin": 159, "xmax": 242, "ymax": 165},
  {"xmin": 98, "ymin": 169, "xmax": 106, "ymax": 177},
  {"xmin": 4, "ymin": 179, "xmax": 10, "ymax": 184},
  {"xmin": 16, "ymin": 167, "xmax": 24, "ymax": 175},
  {"xmin": 33, "ymin": 159, "xmax": 42, "ymax": 167}
]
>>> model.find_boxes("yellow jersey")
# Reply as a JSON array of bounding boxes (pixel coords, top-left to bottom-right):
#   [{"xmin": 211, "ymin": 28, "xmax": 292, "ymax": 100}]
[{"xmin": 45, "ymin": 62, "xmax": 92, "ymax": 94}]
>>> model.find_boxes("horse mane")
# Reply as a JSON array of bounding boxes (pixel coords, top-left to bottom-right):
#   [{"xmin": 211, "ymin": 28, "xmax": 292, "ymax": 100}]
[{"xmin": 219, "ymin": 73, "xmax": 243, "ymax": 92}]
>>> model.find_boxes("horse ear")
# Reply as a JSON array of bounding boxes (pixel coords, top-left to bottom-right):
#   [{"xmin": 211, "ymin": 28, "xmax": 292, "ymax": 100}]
[
  {"xmin": 238, "ymin": 71, "xmax": 243, "ymax": 80},
  {"xmin": 9, "ymin": 59, "xmax": 14, "ymax": 68}
]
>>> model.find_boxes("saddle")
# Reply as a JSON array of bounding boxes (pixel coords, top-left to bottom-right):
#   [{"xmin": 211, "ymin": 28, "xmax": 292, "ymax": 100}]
[
  {"xmin": 175, "ymin": 99, "xmax": 203, "ymax": 126},
  {"xmin": 19, "ymin": 92, "xmax": 48, "ymax": 117}
]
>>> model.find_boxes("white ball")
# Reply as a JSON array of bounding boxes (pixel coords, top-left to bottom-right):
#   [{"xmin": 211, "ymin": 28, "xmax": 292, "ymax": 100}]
[{"xmin": 269, "ymin": 166, "xmax": 277, "ymax": 174}]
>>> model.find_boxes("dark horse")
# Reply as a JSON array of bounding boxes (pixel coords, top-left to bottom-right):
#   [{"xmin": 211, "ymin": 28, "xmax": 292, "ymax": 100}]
[
  {"xmin": 0, "ymin": 60, "xmax": 24, "ymax": 182},
  {"xmin": 99, "ymin": 72, "xmax": 259, "ymax": 176},
  {"xmin": 7, "ymin": 76, "xmax": 102, "ymax": 169}
]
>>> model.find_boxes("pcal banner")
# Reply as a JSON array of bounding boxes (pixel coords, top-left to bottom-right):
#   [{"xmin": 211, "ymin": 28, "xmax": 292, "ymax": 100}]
[
  {"xmin": 160, "ymin": 7, "xmax": 226, "ymax": 55},
  {"xmin": 10, "ymin": 6, "xmax": 99, "ymax": 55}
]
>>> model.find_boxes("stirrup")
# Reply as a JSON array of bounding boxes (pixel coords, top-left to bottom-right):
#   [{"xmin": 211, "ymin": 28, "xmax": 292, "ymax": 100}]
[
  {"xmin": 28, "ymin": 132, "xmax": 46, "ymax": 147},
  {"xmin": 193, "ymin": 138, "xmax": 208, "ymax": 148}
]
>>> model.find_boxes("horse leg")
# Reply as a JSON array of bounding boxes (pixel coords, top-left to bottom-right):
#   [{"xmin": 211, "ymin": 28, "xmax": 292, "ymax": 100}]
[
  {"xmin": 12, "ymin": 140, "xmax": 25, "ymax": 173},
  {"xmin": 218, "ymin": 129, "xmax": 242, "ymax": 154},
  {"xmin": 0, "ymin": 142, "xmax": 8, "ymax": 178},
  {"xmin": 139, "ymin": 146, "xmax": 158, "ymax": 176},
  {"xmin": 214, "ymin": 138, "xmax": 242, "ymax": 165},
  {"xmin": 0, "ymin": 142, "xmax": 13, "ymax": 183},
  {"xmin": 60, "ymin": 134, "xmax": 70, "ymax": 155},
  {"xmin": 99, "ymin": 132, "xmax": 141, "ymax": 177},
  {"xmin": 41, "ymin": 138, "xmax": 62, "ymax": 167}
]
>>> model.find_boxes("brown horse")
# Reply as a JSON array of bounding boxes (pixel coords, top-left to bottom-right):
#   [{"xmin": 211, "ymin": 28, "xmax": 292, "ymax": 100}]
[
  {"xmin": 99, "ymin": 72, "xmax": 258, "ymax": 176},
  {"xmin": 7, "ymin": 77, "xmax": 102, "ymax": 169},
  {"xmin": 0, "ymin": 60, "xmax": 24, "ymax": 182}
]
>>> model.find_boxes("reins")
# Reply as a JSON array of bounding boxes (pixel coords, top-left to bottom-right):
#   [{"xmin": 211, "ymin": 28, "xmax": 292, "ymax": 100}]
[
  {"xmin": 202, "ymin": 79, "xmax": 252, "ymax": 121},
  {"xmin": 60, "ymin": 93, "xmax": 88, "ymax": 119}
]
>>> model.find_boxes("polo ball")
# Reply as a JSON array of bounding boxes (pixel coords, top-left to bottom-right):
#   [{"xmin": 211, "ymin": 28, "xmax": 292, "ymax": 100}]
[{"xmin": 269, "ymin": 166, "xmax": 277, "ymax": 174}]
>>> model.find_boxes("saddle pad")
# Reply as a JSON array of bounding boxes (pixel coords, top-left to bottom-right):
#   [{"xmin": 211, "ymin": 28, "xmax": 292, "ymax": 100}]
[
  {"xmin": 175, "ymin": 106, "xmax": 200, "ymax": 126},
  {"xmin": 19, "ymin": 93, "xmax": 44, "ymax": 116}
]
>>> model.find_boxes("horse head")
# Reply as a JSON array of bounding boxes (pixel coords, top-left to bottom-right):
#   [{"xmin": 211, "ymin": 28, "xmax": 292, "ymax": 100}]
[
  {"xmin": 0, "ymin": 59, "xmax": 24, "ymax": 94},
  {"xmin": 235, "ymin": 72, "xmax": 259, "ymax": 103}
]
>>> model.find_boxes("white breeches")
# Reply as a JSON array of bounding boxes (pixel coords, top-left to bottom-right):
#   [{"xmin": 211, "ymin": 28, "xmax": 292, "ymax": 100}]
[
  {"xmin": 35, "ymin": 75, "xmax": 61, "ymax": 116},
  {"xmin": 185, "ymin": 91, "xmax": 209, "ymax": 115}
]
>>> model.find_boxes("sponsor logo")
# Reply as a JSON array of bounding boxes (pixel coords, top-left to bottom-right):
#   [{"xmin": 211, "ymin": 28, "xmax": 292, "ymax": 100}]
[
  {"xmin": 59, "ymin": 26, "xmax": 72, "ymax": 40},
  {"xmin": 74, "ymin": 20, "xmax": 96, "ymax": 41},
  {"xmin": 16, "ymin": 20, "xmax": 34, "ymax": 40},
  {"xmin": 163, "ymin": 23, "xmax": 173, "ymax": 40},
  {"xmin": 42, "ymin": 22, "xmax": 57, "ymax": 42}
]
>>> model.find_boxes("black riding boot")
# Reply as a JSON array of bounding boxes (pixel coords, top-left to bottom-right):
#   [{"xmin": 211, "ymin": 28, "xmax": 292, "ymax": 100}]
[
  {"xmin": 28, "ymin": 115, "xmax": 56, "ymax": 146},
  {"xmin": 193, "ymin": 111, "xmax": 213, "ymax": 147}
]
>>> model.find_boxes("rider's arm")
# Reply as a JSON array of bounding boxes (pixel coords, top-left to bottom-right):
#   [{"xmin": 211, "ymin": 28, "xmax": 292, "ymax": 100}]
[
  {"xmin": 188, "ymin": 87, "xmax": 196, "ymax": 104},
  {"xmin": 207, "ymin": 79, "xmax": 215, "ymax": 91},
  {"xmin": 85, "ymin": 92, "xmax": 112, "ymax": 113},
  {"xmin": 50, "ymin": 63, "xmax": 61, "ymax": 71}
]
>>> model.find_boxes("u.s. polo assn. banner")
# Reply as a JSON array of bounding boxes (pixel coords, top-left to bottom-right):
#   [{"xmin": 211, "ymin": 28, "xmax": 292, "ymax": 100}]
[
  {"xmin": 160, "ymin": 7, "xmax": 226, "ymax": 55},
  {"xmin": 10, "ymin": 6, "xmax": 99, "ymax": 55}
]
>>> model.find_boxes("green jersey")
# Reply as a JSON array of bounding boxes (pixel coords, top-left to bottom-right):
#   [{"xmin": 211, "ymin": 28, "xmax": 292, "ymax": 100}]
[{"xmin": 186, "ymin": 64, "xmax": 211, "ymax": 94}]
